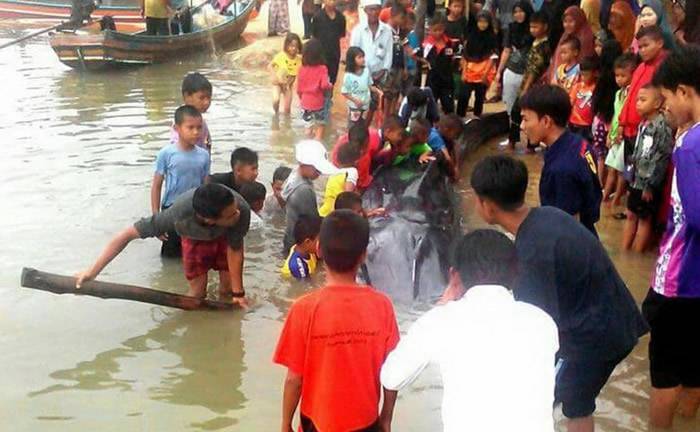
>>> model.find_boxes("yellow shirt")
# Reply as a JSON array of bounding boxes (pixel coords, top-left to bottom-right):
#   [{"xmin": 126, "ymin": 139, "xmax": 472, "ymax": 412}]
[
  {"xmin": 318, "ymin": 168, "xmax": 357, "ymax": 217},
  {"xmin": 145, "ymin": 0, "xmax": 169, "ymax": 18},
  {"xmin": 281, "ymin": 246, "xmax": 318, "ymax": 279},
  {"xmin": 272, "ymin": 51, "xmax": 302, "ymax": 78}
]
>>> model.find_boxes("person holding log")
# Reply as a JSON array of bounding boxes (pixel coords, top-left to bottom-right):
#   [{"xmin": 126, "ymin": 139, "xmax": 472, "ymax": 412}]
[{"xmin": 75, "ymin": 183, "xmax": 251, "ymax": 306}]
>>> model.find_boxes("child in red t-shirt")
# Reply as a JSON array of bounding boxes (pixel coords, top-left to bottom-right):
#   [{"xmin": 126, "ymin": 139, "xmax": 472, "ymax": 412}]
[
  {"xmin": 297, "ymin": 38, "xmax": 333, "ymax": 140},
  {"xmin": 274, "ymin": 210, "xmax": 400, "ymax": 432},
  {"xmin": 568, "ymin": 56, "xmax": 599, "ymax": 143},
  {"xmin": 618, "ymin": 26, "xmax": 668, "ymax": 167},
  {"xmin": 331, "ymin": 121, "xmax": 383, "ymax": 191}
]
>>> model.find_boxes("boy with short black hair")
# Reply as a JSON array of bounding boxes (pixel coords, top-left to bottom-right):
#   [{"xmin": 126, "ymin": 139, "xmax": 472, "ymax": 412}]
[
  {"xmin": 209, "ymin": 147, "xmax": 259, "ymax": 192},
  {"xmin": 381, "ymin": 229, "xmax": 559, "ymax": 431},
  {"xmin": 398, "ymin": 87, "xmax": 441, "ymax": 127},
  {"xmin": 646, "ymin": 44, "xmax": 700, "ymax": 429},
  {"xmin": 469, "ymin": 154, "xmax": 648, "ymax": 432},
  {"xmin": 423, "ymin": 13, "xmax": 457, "ymax": 114},
  {"xmin": 519, "ymin": 84, "xmax": 602, "ymax": 235},
  {"xmin": 568, "ymin": 56, "xmax": 600, "ymax": 143},
  {"xmin": 509, "ymin": 11, "xmax": 551, "ymax": 149},
  {"xmin": 622, "ymin": 84, "xmax": 672, "ymax": 253},
  {"xmin": 151, "ymin": 105, "xmax": 210, "ymax": 258},
  {"xmin": 171, "ymin": 72, "xmax": 213, "ymax": 152},
  {"xmin": 619, "ymin": 25, "xmax": 668, "ymax": 178},
  {"xmin": 76, "ymin": 183, "xmax": 251, "ymax": 305},
  {"xmin": 552, "ymin": 35, "xmax": 581, "ymax": 92},
  {"xmin": 281, "ymin": 140, "xmax": 338, "ymax": 252},
  {"xmin": 264, "ymin": 165, "xmax": 292, "ymax": 216},
  {"xmin": 274, "ymin": 210, "xmax": 399, "ymax": 432},
  {"xmin": 239, "ymin": 180, "xmax": 267, "ymax": 230},
  {"xmin": 281, "ymin": 215, "xmax": 322, "ymax": 279},
  {"xmin": 334, "ymin": 191, "xmax": 364, "ymax": 215}
]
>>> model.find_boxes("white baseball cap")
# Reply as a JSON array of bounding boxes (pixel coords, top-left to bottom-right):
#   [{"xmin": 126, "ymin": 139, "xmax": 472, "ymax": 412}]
[
  {"xmin": 295, "ymin": 140, "xmax": 339, "ymax": 175},
  {"xmin": 361, "ymin": 0, "xmax": 382, "ymax": 8}
]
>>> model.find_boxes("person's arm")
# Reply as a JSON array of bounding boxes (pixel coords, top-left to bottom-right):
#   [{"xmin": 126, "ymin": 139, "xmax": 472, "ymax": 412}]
[
  {"xmin": 75, "ymin": 226, "xmax": 141, "ymax": 288},
  {"xmin": 378, "ymin": 388, "xmax": 398, "ymax": 432},
  {"xmin": 281, "ymin": 370, "xmax": 302, "ymax": 432},
  {"xmin": 342, "ymin": 91, "xmax": 363, "ymax": 108},
  {"xmin": 496, "ymin": 47, "xmax": 512, "ymax": 79},
  {"xmin": 151, "ymin": 173, "xmax": 164, "ymax": 215},
  {"xmin": 226, "ymin": 245, "xmax": 246, "ymax": 303},
  {"xmin": 382, "ymin": 28, "xmax": 393, "ymax": 72}
]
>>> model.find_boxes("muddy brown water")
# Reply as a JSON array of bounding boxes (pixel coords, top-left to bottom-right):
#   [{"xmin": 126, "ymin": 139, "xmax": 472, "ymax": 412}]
[{"xmin": 1, "ymin": 23, "xmax": 697, "ymax": 432}]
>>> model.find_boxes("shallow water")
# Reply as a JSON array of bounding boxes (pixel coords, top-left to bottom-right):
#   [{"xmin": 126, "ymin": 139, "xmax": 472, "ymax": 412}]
[{"xmin": 0, "ymin": 24, "xmax": 697, "ymax": 432}]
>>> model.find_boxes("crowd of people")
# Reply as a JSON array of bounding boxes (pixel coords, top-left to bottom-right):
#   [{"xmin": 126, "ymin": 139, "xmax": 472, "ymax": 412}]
[{"xmin": 70, "ymin": 0, "xmax": 700, "ymax": 431}]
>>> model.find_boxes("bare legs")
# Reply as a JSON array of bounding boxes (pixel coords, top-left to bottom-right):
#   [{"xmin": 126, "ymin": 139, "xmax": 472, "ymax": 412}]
[
  {"xmin": 650, "ymin": 387, "xmax": 700, "ymax": 428},
  {"xmin": 185, "ymin": 270, "xmax": 231, "ymax": 298},
  {"xmin": 622, "ymin": 211, "xmax": 653, "ymax": 252},
  {"xmin": 567, "ymin": 416, "xmax": 594, "ymax": 432}
]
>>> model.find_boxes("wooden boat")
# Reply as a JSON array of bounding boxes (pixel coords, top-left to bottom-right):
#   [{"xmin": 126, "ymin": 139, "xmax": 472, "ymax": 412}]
[
  {"xmin": 0, "ymin": 0, "xmax": 142, "ymax": 23},
  {"xmin": 49, "ymin": 0, "xmax": 254, "ymax": 70}
]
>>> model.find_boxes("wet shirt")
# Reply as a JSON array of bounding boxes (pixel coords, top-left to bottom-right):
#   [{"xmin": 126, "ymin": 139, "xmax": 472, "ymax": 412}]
[
  {"xmin": 381, "ymin": 285, "xmax": 558, "ymax": 432},
  {"xmin": 273, "ymin": 285, "xmax": 400, "ymax": 432},
  {"xmin": 540, "ymin": 131, "xmax": 602, "ymax": 235},
  {"xmin": 271, "ymin": 51, "xmax": 302, "ymax": 77},
  {"xmin": 134, "ymin": 187, "xmax": 251, "ymax": 250},
  {"xmin": 281, "ymin": 247, "xmax": 317, "ymax": 279},
  {"xmin": 209, "ymin": 171, "xmax": 239, "ymax": 192},
  {"xmin": 515, "ymin": 207, "xmax": 649, "ymax": 362},
  {"xmin": 154, "ymin": 144, "xmax": 210, "ymax": 208},
  {"xmin": 652, "ymin": 123, "xmax": 700, "ymax": 298}
]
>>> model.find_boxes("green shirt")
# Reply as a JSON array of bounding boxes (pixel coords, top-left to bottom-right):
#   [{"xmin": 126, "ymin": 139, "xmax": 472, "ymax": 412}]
[
  {"xmin": 608, "ymin": 86, "xmax": 628, "ymax": 145},
  {"xmin": 393, "ymin": 143, "xmax": 432, "ymax": 165}
]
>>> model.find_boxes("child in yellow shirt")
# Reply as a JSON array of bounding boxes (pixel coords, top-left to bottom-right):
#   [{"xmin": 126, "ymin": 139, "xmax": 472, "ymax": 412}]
[{"xmin": 270, "ymin": 33, "xmax": 302, "ymax": 115}]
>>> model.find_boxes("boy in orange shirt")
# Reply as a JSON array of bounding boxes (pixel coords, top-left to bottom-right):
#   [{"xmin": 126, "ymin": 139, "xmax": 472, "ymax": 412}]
[
  {"xmin": 569, "ymin": 56, "xmax": 600, "ymax": 144},
  {"xmin": 274, "ymin": 210, "xmax": 400, "ymax": 432}
]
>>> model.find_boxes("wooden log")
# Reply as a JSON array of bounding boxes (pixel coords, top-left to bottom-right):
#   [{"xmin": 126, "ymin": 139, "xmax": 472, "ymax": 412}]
[{"xmin": 20, "ymin": 267, "xmax": 240, "ymax": 311}]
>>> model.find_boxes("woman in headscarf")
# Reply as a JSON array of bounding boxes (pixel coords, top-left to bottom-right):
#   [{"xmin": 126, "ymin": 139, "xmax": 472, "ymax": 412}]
[
  {"xmin": 494, "ymin": 1, "xmax": 534, "ymax": 119},
  {"xmin": 545, "ymin": 5, "xmax": 596, "ymax": 84},
  {"xmin": 600, "ymin": 0, "xmax": 639, "ymax": 29},
  {"xmin": 638, "ymin": 0, "xmax": 676, "ymax": 49},
  {"xmin": 607, "ymin": 0, "xmax": 636, "ymax": 51},
  {"xmin": 580, "ymin": 0, "xmax": 601, "ymax": 34}
]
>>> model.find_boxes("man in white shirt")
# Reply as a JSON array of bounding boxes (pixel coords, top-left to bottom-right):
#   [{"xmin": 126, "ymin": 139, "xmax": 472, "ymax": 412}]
[
  {"xmin": 380, "ymin": 229, "xmax": 559, "ymax": 432},
  {"xmin": 350, "ymin": 0, "xmax": 393, "ymax": 124}
]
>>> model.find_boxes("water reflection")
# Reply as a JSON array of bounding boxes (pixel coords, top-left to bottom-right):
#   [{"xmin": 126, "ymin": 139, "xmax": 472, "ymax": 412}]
[{"xmin": 29, "ymin": 309, "xmax": 247, "ymax": 418}]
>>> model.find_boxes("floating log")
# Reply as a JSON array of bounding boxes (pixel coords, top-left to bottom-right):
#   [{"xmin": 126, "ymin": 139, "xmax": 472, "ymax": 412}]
[{"xmin": 20, "ymin": 267, "xmax": 240, "ymax": 311}]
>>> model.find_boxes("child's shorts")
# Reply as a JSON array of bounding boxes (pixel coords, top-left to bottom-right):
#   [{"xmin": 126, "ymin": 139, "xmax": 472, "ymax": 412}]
[
  {"xmin": 181, "ymin": 236, "xmax": 229, "ymax": 280},
  {"xmin": 626, "ymin": 186, "xmax": 659, "ymax": 219},
  {"xmin": 302, "ymin": 109, "xmax": 326, "ymax": 128},
  {"xmin": 643, "ymin": 288, "xmax": 700, "ymax": 389}
]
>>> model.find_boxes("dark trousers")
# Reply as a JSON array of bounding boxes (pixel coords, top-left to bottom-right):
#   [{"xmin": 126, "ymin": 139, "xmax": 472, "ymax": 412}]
[
  {"xmin": 427, "ymin": 78, "xmax": 454, "ymax": 114},
  {"xmin": 300, "ymin": 413, "xmax": 380, "ymax": 432},
  {"xmin": 458, "ymin": 82, "xmax": 487, "ymax": 117},
  {"xmin": 302, "ymin": 13, "xmax": 314, "ymax": 38},
  {"xmin": 146, "ymin": 17, "xmax": 169, "ymax": 36},
  {"xmin": 509, "ymin": 98, "xmax": 535, "ymax": 149}
]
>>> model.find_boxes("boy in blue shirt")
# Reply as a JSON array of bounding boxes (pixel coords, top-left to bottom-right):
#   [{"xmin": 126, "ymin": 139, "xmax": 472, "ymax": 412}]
[
  {"xmin": 519, "ymin": 84, "xmax": 602, "ymax": 236},
  {"xmin": 281, "ymin": 215, "xmax": 322, "ymax": 279},
  {"xmin": 151, "ymin": 105, "xmax": 211, "ymax": 257}
]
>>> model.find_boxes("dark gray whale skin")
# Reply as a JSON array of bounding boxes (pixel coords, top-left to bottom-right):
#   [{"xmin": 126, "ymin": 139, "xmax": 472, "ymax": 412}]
[{"xmin": 360, "ymin": 112, "xmax": 510, "ymax": 304}]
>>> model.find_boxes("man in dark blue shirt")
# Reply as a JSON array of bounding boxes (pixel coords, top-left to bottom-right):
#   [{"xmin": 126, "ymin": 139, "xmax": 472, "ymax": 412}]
[
  {"xmin": 470, "ymin": 155, "xmax": 648, "ymax": 432},
  {"xmin": 519, "ymin": 85, "xmax": 603, "ymax": 235}
]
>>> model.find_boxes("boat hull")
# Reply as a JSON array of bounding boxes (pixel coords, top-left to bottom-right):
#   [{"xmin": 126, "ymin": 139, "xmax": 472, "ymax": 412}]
[
  {"xmin": 50, "ymin": 2, "xmax": 254, "ymax": 70},
  {"xmin": 0, "ymin": 0, "xmax": 142, "ymax": 23}
]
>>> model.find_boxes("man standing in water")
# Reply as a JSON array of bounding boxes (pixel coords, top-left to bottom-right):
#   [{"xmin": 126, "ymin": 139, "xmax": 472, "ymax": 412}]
[
  {"xmin": 470, "ymin": 155, "xmax": 648, "ymax": 432},
  {"xmin": 75, "ymin": 183, "xmax": 250, "ymax": 306}
]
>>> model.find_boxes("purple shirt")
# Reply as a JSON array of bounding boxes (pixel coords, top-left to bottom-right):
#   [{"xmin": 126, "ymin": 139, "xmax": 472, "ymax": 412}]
[
  {"xmin": 652, "ymin": 123, "xmax": 700, "ymax": 298},
  {"xmin": 169, "ymin": 117, "xmax": 211, "ymax": 152}
]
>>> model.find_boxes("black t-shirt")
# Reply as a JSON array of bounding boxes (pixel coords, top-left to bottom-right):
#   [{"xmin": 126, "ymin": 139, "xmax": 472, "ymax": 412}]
[
  {"xmin": 210, "ymin": 171, "xmax": 238, "ymax": 192},
  {"xmin": 514, "ymin": 207, "xmax": 648, "ymax": 362},
  {"xmin": 425, "ymin": 39, "xmax": 456, "ymax": 87},
  {"xmin": 311, "ymin": 9, "xmax": 346, "ymax": 63},
  {"xmin": 391, "ymin": 27, "xmax": 405, "ymax": 69},
  {"xmin": 445, "ymin": 15, "xmax": 468, "ymax": 57}
]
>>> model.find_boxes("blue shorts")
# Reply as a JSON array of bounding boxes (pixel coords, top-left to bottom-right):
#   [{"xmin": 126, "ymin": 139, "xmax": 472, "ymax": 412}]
[{"xmin": 555, "ymin": 349, "xmax": 632, "ymax": 418}]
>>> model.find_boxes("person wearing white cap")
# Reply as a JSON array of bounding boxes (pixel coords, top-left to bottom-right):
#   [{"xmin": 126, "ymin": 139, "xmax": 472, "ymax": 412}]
[
  {"xmin": 280, "ymin": 140, "xmax": 339, "ymax": 251},
  {"xmin": 350, "ymin": 0, "xmax": 393, "ymax": 125}
]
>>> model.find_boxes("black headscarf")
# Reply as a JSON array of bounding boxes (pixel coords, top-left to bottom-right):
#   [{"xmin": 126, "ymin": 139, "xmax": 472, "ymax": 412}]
[
  {"xmin": 466, "ymin": 11, "xmax": 499, "ymax": 60},
  {"xmin": 506, "ymin": 1, "xmax": 534, "ymax": 51}
]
